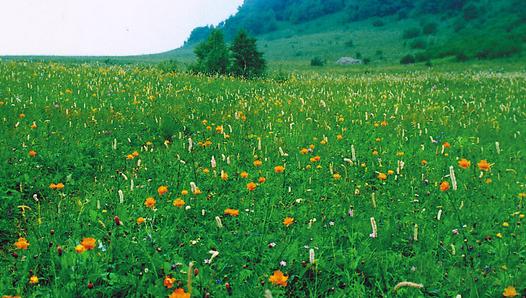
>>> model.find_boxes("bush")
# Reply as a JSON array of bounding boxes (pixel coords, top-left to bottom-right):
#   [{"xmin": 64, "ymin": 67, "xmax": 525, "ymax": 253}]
[
  {"xmin": 410, "ymin": 39, "xmax": 427, "ymax": 49},
  {"xmin": 476, "ymin": 40, "xmax": 522, "ymax": 59},
  {"xmin": 400, "ymin": 54, "xmax": 416, "ymax": 64},
  {"xmin": 415, "ymin": 52, "xmax": 431, "ymax": 62},
  {"xmin": 422, "ymin": 22, "xmax": 438, "ymax": 35},
  {"xmin": 363, "ymin": 57, "xmax": 371, "ymax": 65},
  {"xmin": 372, "ymin": 20, "xmax": 385, "ymax": 27},
  {"xmin": 403, "ymin": 27, "xmax": 421, "ymax": 39},
  {"xmin": 344, "ymin": 40, "xmax": 354, "ymax": 47},
  {"xmin": 456, "ymin": 52, "xmax": 469, "ymax": 62},
  {"xmin": 310, "ymin": 57, "xmax": 325, "ymax": 67}
]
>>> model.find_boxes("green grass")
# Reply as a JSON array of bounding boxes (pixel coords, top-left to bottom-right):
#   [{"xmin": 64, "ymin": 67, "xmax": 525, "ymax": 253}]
[{"xmin": 0, "ymin": 60, "xmax": 525, "ymax": 297}]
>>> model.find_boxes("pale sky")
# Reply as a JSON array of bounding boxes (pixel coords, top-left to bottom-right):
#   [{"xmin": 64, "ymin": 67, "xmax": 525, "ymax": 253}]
[{"xmin": 0, "ymin": 0, "xmax": 244, "ymax": 56}]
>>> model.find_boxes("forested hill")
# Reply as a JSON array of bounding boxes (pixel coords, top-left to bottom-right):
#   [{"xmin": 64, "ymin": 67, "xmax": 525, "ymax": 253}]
[{"xmin": 177, "ymin": 0, "xmax": 525, "ymax": 63}]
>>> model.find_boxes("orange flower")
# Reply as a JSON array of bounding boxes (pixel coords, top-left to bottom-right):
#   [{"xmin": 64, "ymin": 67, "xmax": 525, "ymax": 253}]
[
  {"xmin": 136, "ymin": 217, "xmax": 145, "ymax": 224},
  {"xmin": 313, "ymin": 156, "xmax": 321, "ymax": 162},
  {"xmin": 224, "ymin": 208, "xmax": 240, "ymax": 217},
  {"xmin": 247, "ymin": 182, "xmax": 257, "ymax": 191},
  {"xmin": 28, "ymin": 150, "xmax": 37, "ymax": 157},
  {"xmin": 81, "ymin": 237, "xmax": 96, "ymax": 250},
  {"xmin": 443, "ymin": 142, "xmax": 451, "ymax": 148},
  {"xmin": 221, "ymin": 171, "xmax": 229, "ymax": 181},
  {"xmin": 157, "ymin": 186, "xmax": 168, "ymax": 196},
  {"xmin": 145, "ymin": 197, "xmax": 156, "ymax": 208},
  {"xmin": 132, "ymin": 151, "xmax": 139, "ymax": 157},
  {"xmin": 269, "ymin": 270, "xmax": 288, "ymax": 287},
  {"xmin": 169, "ymin": 288, "xmax": 190, "ymax": 298},
  {"xmin": 377, "ymin": 173, "xmax": 387, "ymax": 181},
  {"xmin": 421, "ymin": 160, "xmax": 428, "ymax": 166},
  {"xmin": 258, "ymin": 177, "xmax": 266, "ymax": 183},
  {"xmin": 55, "ymin": 183, "xmax": 64, "ymax": 190},
  {"xmin": 19, "ymin": 113, "xmax": 26, "ymax": 119},
  {"xmin": 478, "ymin": 160, "xmax": 491, "ymax": 171},
  {"xmin": 75, "ymin": 244, "xmax": 86, "ymax": 254},
  {"xmin": 193, "ymin": 187, "xmax": 202, "ymax": 195},
  {"xmin": 49, "ymin": 183, "xmax": 57, "ymax": 189},
  {"xmin": 240, "ymin": 171, "xmax": 249, "ymax": 178},
  {"xmin": 333, "ymin": 173, "xmax": 341, "ymax": 180},
  {"xmin": 337, "ymin": 134, "xmax": 343, "ymax": 140},
  {"xmin": 14, "ymin": 237, "xmax": 29, "ymax": 250},
  {"xmin": 440, "ymin": 181, "xmax": 450, "ymax": 192},
  {"xmin": 30, "ymin": 122, "xmax": 37, "ymax": 129},
  {"xmin": 215, "ymin": 125, "xmax": 224, "ymax": 133},
  {"xmin": 300, "ymin": 148, "xmax": 309, "ymax": 155},
  {"xmin": 381, "ymin": 120, "xmax": 388, "ymax": 127},
  {"xmin": 29, "ymin": 275, "xmax": 39, "ymax": 284},
  {"xmin": 173, "ymin": 198, "xmax": 185, "ymax": 208},
  {"xmin": 181, "ymin": 189, "xmax": 189, "ymax": 196},
  {"xmin": 274, "ymin": 165, "xmax": 285, "ymax": 173},
  {"xmin": 253, "ymin": 160, "xmax": 262, "ymax": 167},
  {"xmin": 164, "ymin": 276, "xmax": 176, "ymax": 289},
  {"xmin": 503, "ymin": 286, "xmax": 518, "ymax": 297},
  {"xmin": 458, "ymin": 158, "xmax": 471, "ymax": 169},
  {"xmin": 283, "ymin": 217, "xmax": 294, "ymax": 227},
  {"xmin": 126, "ymin": 154, "xmax": 134, "ymax": 160},
  {"xmin": 387, "ymin": 170, "xmax": 394, "ymax": 175}
]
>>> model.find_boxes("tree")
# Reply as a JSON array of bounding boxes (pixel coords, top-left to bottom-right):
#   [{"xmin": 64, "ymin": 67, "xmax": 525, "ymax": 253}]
[
  {"xmin": 193, "ymin": 29, "xmax": 230, "ymax": 75},
  {"xmin": 230, "ymin": 30, "xmax": 266, "ymax": 78}
]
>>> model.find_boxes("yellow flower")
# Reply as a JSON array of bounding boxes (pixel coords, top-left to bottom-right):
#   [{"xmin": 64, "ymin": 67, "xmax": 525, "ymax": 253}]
[
  {"xmin": 496, "ymin": 233, "xmax": 503, "ymax": 238},
  {"xmin": 333, "ymin": 173, "xmax": 341, "ymax": 180},
  {"xmin": 169, "ymin": 288, "xmax": 190, "ymax": 298},
  {"xmin": 387, "ymin": 170, "xmax": 394, "ymax": 175},
  {"xmin": 502, "ymin": 222, "xmax": 509, "ymax": 227},
  {"xmin": 29, "ymin": 275, "xmax": 39, "ymax": 284},
  {"xmin": 224, "ymin": 208, "xmax": 240, "ymax": 217},
  {"xmin": 81, "ymin": 237, "xmax": 96, "ymax": 250},
  {"xmin": 145, "ymin": 197, "xmax": 156, "ymax": 208},
  {"xmin": 337, "ymin": 134, "xmax": 343, "ymax": 140},
  {"xmin": 173, "ymin": 198, "xmax": 185, "ymax": 208},
  {"xmin": 269, "ymin": 270, "xmax": 288, "ymax": 287},
  {"xmin": 221, "ymin": 171, "xmax": 229, "ymax": 181},
  {"xmin": 14, "ymin": 237, "xmax": 29, "ymax": 250},
  {"xmin": 181, "ymin": 189, "xmax": 189, "ymax": 196},
  {"xmin": 253, "ymin": 160, "xmax": 262, "ymax": 167},
  {"xmin": 283, "ymin": 217, "xmax": 294, "ymax": 227},
  {"xmin": 377, "ymin": 173, "xmax": 387, "ymax": 181},
  {"xmin": 75, "ymin": 244, "xmax": 86, "ymax": 254},
  {"xmin": 300, "ymin": 148, "xmax": 309, "ymax": 155},
  {"xmin": 157, "ymin": 185, "xmax": 168, "ymax": 196},
  {"xmin": 503, "ymin": 286, "xmax": 518, "ymax": 297}
]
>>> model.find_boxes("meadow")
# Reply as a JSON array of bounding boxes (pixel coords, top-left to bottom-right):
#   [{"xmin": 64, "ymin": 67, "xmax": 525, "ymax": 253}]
[{"xmin": 0, "ymin": 61, "xmax": 525, "ymax": 297}]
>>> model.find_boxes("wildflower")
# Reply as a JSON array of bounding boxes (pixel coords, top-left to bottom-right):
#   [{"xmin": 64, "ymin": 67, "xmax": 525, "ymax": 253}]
[
  {"xmin": 440, "ymin": 181, "xmax": 450, "ymax": 192},
  {"xmin": 269, "ymin": 270, "xmax": 288, "ymax": 287},
  {"xmin": 253, "ymin": 160, "xmax": 262, "ymax": 167},
  {"xmin": 136, "ymin": 217, "xmax": 145, "ymax": 224},
  {"xmin": 478, "ymin": 160, "xmax": 491, "ymax": 171},
  {"xmin": 132, "ymin": 151, "xmax": 139, "ymax": 157},
  {"xmin": 258, "ymin": 177, "xmax": 266, "ymax": 183},
  {"xmin": 202, "ymin": 168, "xmax": 210, "ymax": 174},
  {"xmin": 221, "ymin": 171, "xmax": 229, "ymax": 181},
  {"xmin": 503, "ymin": 286, "xmax": 518, "ymax": 297},
  {"xmin": 30, "ymin": 122, "xmax": 37, "ymax": 129},
  {"xmin": 75, "ymin": 244, "xmax": 86, "ymax": 254},
  {"xmin": 421, "ymin": 160, "xmax": 428, "ymax": 166},
  {"xmin": 14, "ymin": 237, "xmax": 29, "ymax": 250},
  {"xmin": 215, "ymin": 125, "xmax": 223, "ymax": 134},
  {"xmin": 181, "ymin": 189, "xmax": 189, "ymax": 196},
  {"xmin": 55, "ymin": 183, "xmax": 64, "ymax": 190},
  {"xmin": 224, "ymin": 208, "xmax": 239, "ymax": 217},
  {"xmin": 173, "ymin": 198, "xmax": 185, "ymax": 208},
  {"xmin": 169, "ymin": 288, "xmax": 191, "ymax": 298},
  {"xmin": 157, "ymin": 186, "xmax": 168, "ymax": 196},
  {"xmin": 377, "ymin": 173, "xmax": 387, "ymax": 181},
  {"xmin": 283, "ymin": 217, "xmax": 294, "ymax": 227},
  {"xmin": 502, "ymin": 222, "xmax": 510, "ymax": 227},
  {"xmin": 458, "ymin": 158, "xmax": 471, "ymax": 169},
  {"xmin": 126, "ymin": 154, "xmax": 134, "ymax": 160},
  {"xmin": 381, "ymin": 120, "xmax": 388, "ymax": 127},
  {"xmin": 240, "ymin": 171, "xmax": 249, "ymax": 178},
  {"xmin": 29, "ymin": 275, "xmax": 39, "ymax": 284},
  {"xmin": 144, "ymin": 197, "xmax": 156, "ymax": 208},
  {"xmin": 19, "ymin": 113, "xmax": 26, "ymax": 119},
  {"xmin": 337, "ymin": 134, "xmax": 343, "ymax": 140},
  {"xmin": 28, "ymin": 150, "xmax": 37, "ymax": 157},
  {"xmin": 372, "ymin": 150, "xmax": 379, "ymax": 156},
  {"xmin": 333, "ymin": 173, "xmax": 341, "ymax": 180},
  {"xmin": 164, "ymin": 276, "xmax": 176, "ymax": 289},
  {"xmin": 81, "ymin": 237, "xmax": 97, "ymax": 250},
  {"xmin": 443, "ymin": 142, "xmax": 451, "ymax": 148},
  {"xmin": 247, "ymin": 182, "xmax": 257, "ymax": 191},
  {"xmin": 496, "ymin": 233, "xmax": 503, "ymax": 238},
  {"xmin": 274, "ymin": 165, "xmax": 285, "ymax": 173},
  {"xmin": 387, "ymin": 170, "xmax": 394, "ymax": 175},
  {"xmin": 300, "ymin": 148, "xmax": 309, "ymax": 154}
]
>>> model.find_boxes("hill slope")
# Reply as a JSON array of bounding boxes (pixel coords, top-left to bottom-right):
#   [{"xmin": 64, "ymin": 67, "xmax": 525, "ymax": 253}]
[{"xmin": 161, "ymin": 0, "xmax": 525, "ymax": 65}]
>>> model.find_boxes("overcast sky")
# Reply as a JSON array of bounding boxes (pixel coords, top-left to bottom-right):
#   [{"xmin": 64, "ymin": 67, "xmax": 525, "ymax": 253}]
[{"xmin": 0, "ymin": 0, "xmax": 244, "ymax": 56}]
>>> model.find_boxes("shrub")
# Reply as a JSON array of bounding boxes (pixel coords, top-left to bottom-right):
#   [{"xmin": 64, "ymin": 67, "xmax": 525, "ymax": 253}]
[
  {"xmin": 230, "ymin": 30, "xmax": 266, "ymax": 78},
  {"xmin": 415, "ymin": 52, "xmax": 431, "ymax": 62},
  {"xmin": 372, "ymin": 20, "xmax": 385, "ymax": 27},
  {"xmin": 422, "ymin": 22, "xmax": 438, "ymax": 35},
  {"xmin": 476, "ymin": 40, "xmax": 522, "ymax": 59},
  {"xmin": 456, "ymin": 52, "xmax": 469, "ymax": 62},
  {"xmin": 400, "ymin": 54, "xmax": 416, "ymax": 64},
  {"xmin": 310, "ymin": 57, "xmax": 325, "ymax": 67},
  {"xmin": 410, "ymin": 39, "xmax": 427, "ymax": 49},
  {"xmin": 403, "ymin": 27, "xmax": 421, "ymax": 39},
  {"xmin": 344, "ymin": 40, "xmax": 354, "ymax": 47}
]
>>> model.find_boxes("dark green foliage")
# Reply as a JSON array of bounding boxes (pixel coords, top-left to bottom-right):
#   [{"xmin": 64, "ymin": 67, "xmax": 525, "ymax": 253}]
[
  {"xmin": 422, "ymin": 22, "xmax": 438, "ymax": 35},
  {"xmin": 476, "ymin": 39, "xmax": 522, "ymax": 59},
  {"xmin": 192, "ymin": 29, "xmax": 230, "ymax": 75},
  {"xmin": 415, "ymin": 51, "xmax": 431, "ymax": 62},
  {"xmin": 372, "ymin": 20, "xmax": 385, "ymax": 27},
  {"xmin": 344, "ymin": 39, "xmax": 354, "ymax": 47},
  {"xmin": 410, "ymin": 38, "xmax": 427, "ymax": 49},
  {"xmin": 456, "ymin": 52, "xmax": 469, "ymax": 62},
  {"xmin": 400, "ymin": 54, "xmax": 416, "ymax": 64},
  {"xmin": 185, "ymin": 25, "xmax": 215, "ymax": 45},
  {"xmin": 403, "ymin": 27, "xmax": 421, "ymax": 39},
  {"xmin": 230, "ymin": 30, "xmax": 266, "ymax": 78},
  {"xmin": 310, "ymin": 56, "xmax": 325, "ymax": 66},
  {"xmin": 463, "ymin": 4, "xmax": 479, "ymax": 20}
]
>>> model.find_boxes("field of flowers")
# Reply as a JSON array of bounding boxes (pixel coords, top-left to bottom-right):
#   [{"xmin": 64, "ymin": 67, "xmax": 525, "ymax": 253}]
[{"xmin": 0, "ymin": 61, "xmax": 525, "ymax": 297}]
